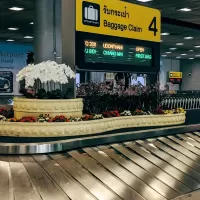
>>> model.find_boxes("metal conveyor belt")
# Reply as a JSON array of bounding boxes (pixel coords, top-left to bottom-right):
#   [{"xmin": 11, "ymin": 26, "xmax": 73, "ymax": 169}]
[{"xmin": 2, "ymin": 132, "xmax": 200, "ymax": 200}]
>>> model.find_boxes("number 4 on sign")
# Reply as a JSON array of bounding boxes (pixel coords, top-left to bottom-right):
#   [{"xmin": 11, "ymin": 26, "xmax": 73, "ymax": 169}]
[{"xmin": 149, "ymin": 17, "xmax": 158, "ymax": 36}]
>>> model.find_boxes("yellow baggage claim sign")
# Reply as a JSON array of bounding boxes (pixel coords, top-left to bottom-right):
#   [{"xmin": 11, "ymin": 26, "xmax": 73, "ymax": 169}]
[{"xmin": 76, "ymin": 0, "xmax": 161, "ymax": 42}]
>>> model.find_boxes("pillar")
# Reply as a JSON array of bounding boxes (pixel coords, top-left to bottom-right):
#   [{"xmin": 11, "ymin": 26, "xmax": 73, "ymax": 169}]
[
  {"xmin": 34, "ymin": 0, "xmax": 76, "ymax": 98},
  {"xmin": 34, "ymin": 0, "xmax": 62, "ymax": 63},
  {"xmin": 61, "ymin": 0, "xmax": 76, "ymax": 98}
]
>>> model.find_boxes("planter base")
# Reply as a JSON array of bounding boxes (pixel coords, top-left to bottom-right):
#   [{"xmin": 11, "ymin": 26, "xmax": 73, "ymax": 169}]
[
  {"xmin": 13, "ymin": 97, "xmax": 83, "ymax": 119},
  {"xmin": 0, "ymin": 113, "xmax": 186, "ymax": 137}
]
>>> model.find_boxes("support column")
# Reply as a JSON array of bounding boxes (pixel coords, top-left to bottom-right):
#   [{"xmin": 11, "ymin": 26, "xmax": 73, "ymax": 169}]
[
  {"xmin": 61, "ymin": 0, "xmax": 76, "ymax": 98},
  {"xmin": 34, "ymin": 0, "xmax": 76, "ymax": 98},
  {"xmin": 34, "ymin": 0, "xmax": 62, "ymax": 63}
]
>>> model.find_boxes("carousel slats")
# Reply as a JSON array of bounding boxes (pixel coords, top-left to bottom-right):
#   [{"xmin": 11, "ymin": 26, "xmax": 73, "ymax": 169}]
[{"xmin": 1, "ymin": 132, "xmax": 200, "ymax": 199}]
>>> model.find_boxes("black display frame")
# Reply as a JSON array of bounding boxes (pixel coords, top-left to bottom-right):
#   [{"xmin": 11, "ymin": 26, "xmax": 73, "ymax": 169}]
[
  {"xmin": 75, "ymin": 31, "xmax": 160, "ymax": 73},
  {"xmin": 0, "ymin": 71, "xmax": 13, "ymax": 93}
]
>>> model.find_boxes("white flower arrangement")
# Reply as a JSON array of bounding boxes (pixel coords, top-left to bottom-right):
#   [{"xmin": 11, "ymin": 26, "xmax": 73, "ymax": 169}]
[
  {"xmin": 16, "ymin": 61, "xmax": 76, "ymax": 88},
  {"xmin": 70, "ymin": 117, "xmax": 82, "ymax": 122},
  {"xmin": 120, "ymin": 110, "xmax": 132, "ymax": 116},
  {"xmin": 93, "ymin": 114, "xmax": 104, "ymax": 119},
  {"xmin": 0, "ymin": 115, "xmax": 6, "ymax": 122}
]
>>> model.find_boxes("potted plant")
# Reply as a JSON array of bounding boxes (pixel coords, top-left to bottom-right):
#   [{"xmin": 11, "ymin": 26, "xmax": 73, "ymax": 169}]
[{"xmin": 16, "ymin": 60, "xmax": 76, "ymax": 99}]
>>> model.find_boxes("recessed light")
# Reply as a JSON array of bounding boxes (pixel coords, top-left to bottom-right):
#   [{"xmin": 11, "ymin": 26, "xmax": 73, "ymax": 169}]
[
  {"xmin": 137, "ymin": 0, "xmax": 153, "ymax": 2},
  {"xmin": 195, "ymin": 55, "xmax": 200, "ymax": 57},
  {"xmin": 189, "ymin": 58, "xmax": 194, "ymax": 59},
  {"xmin": 189, "ymin": 50, "xmax": 194, "ymax": 52},
  {"xmin": 8, "ymin": 27, "xmax": 19, "ymax": 31},
  {"xmin": 176, "ymin": 56, "xmax": 181, "ymax": 59},
  {"xmin": 194, "ymin": 45, "xmax": 200, "ymax": 48},
  {"xmin": 169, "ymin": 47, "xmax": 177, "ymax": 50},
  {"xmin": 176, "ymin": 43, "xmax": 184, "ymax": 46},
  {"xmin": 178, "ymin": 8, "xmax": 192, "ymax": 12},
  {"xmin": 24, "ymin": 36, "xmax": 33, "ymax": 39},
  {"xmin": 161, "ymin": 33, "xmax": 170, "ymax": 36},
  {"xmin": 6, "ymin": 39, "xmax": 14, "ymax": 42},
  {"xmin": 181, "ymin": 53, "xmax": 187, "ymax": 56},
  {"xmin": 166, "ymin": 52, "xmax": 172, "ymax": 54},
  {"xmin": 184, "ymin": 36, "xmax": 193, "ymax": 39},
  {"xmin": 30, "ymin": 22, "xmax": 34, "ymax": 25},
  {"xmin": 161, "ymin": 55, "xmax": 167, "ymax": 57},
  {"xmin": 9, "ymin": 7, "xmax": 24, "ymax": 11}
]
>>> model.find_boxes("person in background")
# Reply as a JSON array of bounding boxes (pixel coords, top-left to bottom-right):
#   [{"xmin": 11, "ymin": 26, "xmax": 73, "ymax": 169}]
[
  {"xmin": 19, "ymin": 51, "xmax": 35, "ymax": 97},
  {"xmin": 115, "ymin": 72, "xmax": 131, "ymax": 90}
]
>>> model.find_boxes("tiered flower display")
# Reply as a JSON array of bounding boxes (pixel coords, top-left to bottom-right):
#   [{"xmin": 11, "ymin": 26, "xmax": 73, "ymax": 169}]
[{"xmin": 0, "ymin": 107, "xmax": 185, "ymax": 123}]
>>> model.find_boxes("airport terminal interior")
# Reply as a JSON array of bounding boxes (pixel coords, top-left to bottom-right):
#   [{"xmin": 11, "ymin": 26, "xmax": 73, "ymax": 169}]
[{"xmin": 2, "ymin": 0, "xmax": 200, "ymax": 199}]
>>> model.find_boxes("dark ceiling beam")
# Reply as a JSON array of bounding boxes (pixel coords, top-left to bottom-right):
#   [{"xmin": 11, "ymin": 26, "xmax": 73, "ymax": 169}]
[{"xmin": 162, "ymin": 17, "xmax": 200, "ymax": 30}]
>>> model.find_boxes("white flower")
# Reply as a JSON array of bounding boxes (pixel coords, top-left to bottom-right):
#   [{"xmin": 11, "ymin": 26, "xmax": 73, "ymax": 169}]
[
  {"xmin": 0, "ymin": 115, "xmax": 6, "ymax": 122},
  {"xmin": 16, "ymin": 61, "xmax": 75, "ymax": 88},
  {"xmin": 93, "ymin": 114, "xmax": 103, "ymax": 119},
  {"xmin": 121, "ymin": 110, "xmax": 132, "ymax": 116}
]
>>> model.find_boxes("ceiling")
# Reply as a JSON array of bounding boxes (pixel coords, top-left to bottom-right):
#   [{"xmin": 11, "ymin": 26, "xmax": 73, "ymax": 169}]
[
  {"xmin": 1, "ymin": 0, "xmax": 200, "ymax": 59},
  {"xmin": 160, "ymin": 24, "xmax": 200, "ymax": 59},
  {"xmin": 129, "ymin": 0, "xmax": 200, "ymax": 59},
  {"xmin": 127, "ymin": 0, "xmax": 200, "ymax": 23},
  {"xmin": 0, "ymin": 0, "xmax": 33, "ymax": 43}
]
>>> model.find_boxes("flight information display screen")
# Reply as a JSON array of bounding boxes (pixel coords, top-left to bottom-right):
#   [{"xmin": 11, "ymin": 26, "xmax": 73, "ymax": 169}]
[{"xmin": 84, "ymin": 40, "xmax": 153, "ymax": 67}]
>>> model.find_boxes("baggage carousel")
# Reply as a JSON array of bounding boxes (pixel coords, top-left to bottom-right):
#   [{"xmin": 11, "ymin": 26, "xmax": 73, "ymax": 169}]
[{"xmin": 1, "ymin": 126, "xmax": 200, "ymax": 200}]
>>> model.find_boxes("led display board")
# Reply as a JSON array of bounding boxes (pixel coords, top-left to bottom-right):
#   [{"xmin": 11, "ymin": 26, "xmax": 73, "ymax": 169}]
[
  {"xmin": 75, "ymin": 31, "xmax": 160, "ymax": 73},
  {"xmin": 84, "ymin": 40, "xmax": 153, "ymax": 67},
  {"xmin": 0, "ymin": 71, "xmax": 13, "ymax": 93}
]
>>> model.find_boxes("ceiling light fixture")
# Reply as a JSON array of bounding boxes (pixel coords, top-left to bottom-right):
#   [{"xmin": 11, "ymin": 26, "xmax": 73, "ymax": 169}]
[
  {"xmin": 24, "ymin": 36, "xmax": 33, "ymax": 39},
  {"xmin": 30, "ymin": 22, "xmax": 34, "ymax": 25},
  {"xmin": 165, "ymin": 52, "xmax": 172, "ymax": 54},
  {"xmin": 195, "ymin": 55, "xmax": 200, "ymax": 57},
  {"xmin": 184, "ymin": 36, "xmax": 193, "ymax": 40},
  {"xmin": 9, "ymin": 7, "xmax": 24, "ymax": 11},
  {"xmin": 194, "ymin": 45, "xmax": 200, "ymax": 48},
  {"xmin": 161, "ymin": 55, "xmax": 167, "ymax": 57},
  {"xmin": 181, "ymin": 53, "xmax": 187, "ymax": 56},
  {"xmin": 8, "ymin": 27, "xmax": 19, "ymax": 31},
  {"xmin": 6, "ymin": 39, "xmax": 14, "ymax": 42},
  {"xmin": 169, "ymin": 47, "xmax": 177, "ymax": 50},
  {"xmin": 178, "ymin": 8, "xmax": 192, "ymax": 12},
  {"xmin": 176, "ymin": 43, "xmax": 184, "ymax": 46},
  {"xmin": 161, "ymin": 32, "xmax": 170, "ymax": 36},
  {"xmin": 189, "ymin": 50, "xmax": 194, "ymax": 52},
  {"xmin": 176, "ymin": 56, "xmax": 181, "ymax": 59},
  {"xmin": 189, "ymin": 58, "xmax": 194, "ymax": 60}
]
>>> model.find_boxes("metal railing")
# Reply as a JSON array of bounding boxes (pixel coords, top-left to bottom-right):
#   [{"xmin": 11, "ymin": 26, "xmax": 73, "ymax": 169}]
[{"xmin": 163, "ymin": 95, "xmax": 200, "ymax": 110}]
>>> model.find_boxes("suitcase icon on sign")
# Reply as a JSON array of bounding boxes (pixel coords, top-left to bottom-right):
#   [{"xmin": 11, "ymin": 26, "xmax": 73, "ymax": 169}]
[{"xmin": 84, "ymin": 5, "xmax": 98, "ymax": 21}]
